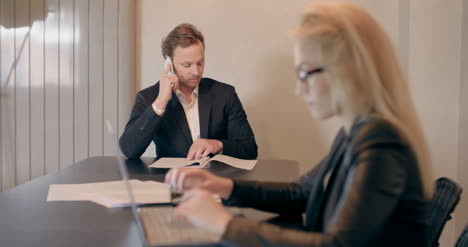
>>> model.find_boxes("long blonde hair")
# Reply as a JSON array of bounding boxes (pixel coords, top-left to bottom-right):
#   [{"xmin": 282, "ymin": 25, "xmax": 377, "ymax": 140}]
[{"xmin": 291, "ymin": 2, "xmax": 433, "ymax": 198}]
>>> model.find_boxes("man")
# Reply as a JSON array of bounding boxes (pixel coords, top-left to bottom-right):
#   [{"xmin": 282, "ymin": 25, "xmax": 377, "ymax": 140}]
[{"xmin": 120, "ymin": 23, "xmax": 257, "ymax": 160}]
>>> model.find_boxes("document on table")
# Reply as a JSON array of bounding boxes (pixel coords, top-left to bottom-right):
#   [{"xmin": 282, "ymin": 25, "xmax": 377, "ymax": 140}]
[
  {"xmin": 149, "ymin": 154, "xmax": 257, "ymax": 170},
  {"xmin": 47, "ymin": 179, "xmax": 171, "ymax": 208},
  {"xmin": 150, "ymin": 157, "xmax": 211, "ymax": 169}
]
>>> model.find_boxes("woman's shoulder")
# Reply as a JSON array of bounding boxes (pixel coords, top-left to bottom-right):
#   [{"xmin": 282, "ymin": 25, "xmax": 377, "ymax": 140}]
[
  {"xmin": 347, "ymin": 118, "xmax": 420, "ymax": 185},
  {"xmin": 349, "ymin": 118, "xmax": 411, "ymax": 154}
]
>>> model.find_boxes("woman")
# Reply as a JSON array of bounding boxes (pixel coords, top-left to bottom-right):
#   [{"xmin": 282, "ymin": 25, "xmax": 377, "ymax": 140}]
[{"xmin": 165, "ymin": 2, "xmax": 432, "ymax": 246}]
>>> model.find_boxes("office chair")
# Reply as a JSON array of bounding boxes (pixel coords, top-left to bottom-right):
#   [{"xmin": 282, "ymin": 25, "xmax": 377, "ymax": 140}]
[
  {"xmin": 428, "ymin": 177, "xmax": 463, "ymax": 247},
  {"xmin": 456, "ymin": 224, "xmax": 468, "ymax": 247}
]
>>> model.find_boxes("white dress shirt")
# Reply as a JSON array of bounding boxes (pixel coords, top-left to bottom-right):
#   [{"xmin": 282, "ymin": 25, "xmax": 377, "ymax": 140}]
[{"xmin": 175, "ymin": 86, "xmax": 200, "ymax": 142}]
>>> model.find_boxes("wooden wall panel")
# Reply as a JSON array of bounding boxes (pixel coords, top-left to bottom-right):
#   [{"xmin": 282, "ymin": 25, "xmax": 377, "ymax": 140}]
[
  {"xmin": 44, "ymin": 0, "xmax": 60, "ymax": 174},
  {"xmin": 58, "ymin": 0, "xmax": 74, "ymax": 167},
  {"xmin": 88, "ymin": 0, "xmax": 104, "ymax": 157},
  {"xmin": 1, "ymin": 0, "xmax": 17, "ymax": 191},
  {"xmin": 103, "ymin": 0, "xmax": 118, "ymax": 155},
  {"xmin": 15, "ymin": 0, "xmax": 31, "ymax": 184},
  {"xmin": 0, "ymin": 0, "xmax": 135, "ymax": 191},
  {"xmin": 73, "ymin": 0, "xmax": 89, "ymax": 162},
  {"xmin": 118, "ymin": 0, "xmax": 135, "ymax": 137},
  {"xmin": 30, "ymin": 0, "xmax": 45, "ymax": 179}
]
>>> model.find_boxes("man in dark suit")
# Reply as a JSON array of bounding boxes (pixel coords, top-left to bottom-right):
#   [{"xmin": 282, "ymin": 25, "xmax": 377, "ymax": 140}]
[{"xmin": 120, "ymin": 23, "xmax": 257, "ymax": 160}]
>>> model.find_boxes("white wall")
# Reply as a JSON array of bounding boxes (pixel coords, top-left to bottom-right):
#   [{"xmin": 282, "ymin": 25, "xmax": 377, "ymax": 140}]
[
  {"xmin": 137, "ymin": 0, "xmax": 467, "ymax": 245},
  {"xmin": 408, "ymin": 1, "xmax": 464, "ymax": 245},
  {"xmin": 137, "ymin": 0, "xmax": 403, "ymax": 168},
  {"xmin": 457, "ymin": 0, "xmax": 468, "ymax": 242}
]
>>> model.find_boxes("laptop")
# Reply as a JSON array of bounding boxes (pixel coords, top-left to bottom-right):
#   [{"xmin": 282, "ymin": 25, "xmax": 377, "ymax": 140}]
[{"xmin": 105, "ymin": 121, "xmax": 221, "ymax": 247}]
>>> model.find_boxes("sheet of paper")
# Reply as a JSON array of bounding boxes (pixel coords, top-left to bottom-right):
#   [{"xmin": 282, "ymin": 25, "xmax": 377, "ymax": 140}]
[
  {"xmin": 47, "ymin": 179, "xmax": 171, "ymax": 208},
  {"xmin": 210, "ymin": 154, "xmax": 257, "ymax": 170},
  {"xmin": 149, "ymin": 157, "xmax": 210, "ymax": 169}
]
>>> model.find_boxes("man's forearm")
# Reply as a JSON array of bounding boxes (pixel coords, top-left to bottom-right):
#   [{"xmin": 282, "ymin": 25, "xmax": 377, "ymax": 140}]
[
  {"xmin": 220, "ymin": 138, "xmax": 258, "ymax": 159},
  {"xmin": 120, "ymin": 106, "xmax": 161, "ymax": 158}
]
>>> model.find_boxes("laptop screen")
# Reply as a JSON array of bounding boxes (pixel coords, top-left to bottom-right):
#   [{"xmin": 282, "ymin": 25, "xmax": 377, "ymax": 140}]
[{"xmin": 105, "ymin": 120, "xmax": 148, "ymax": 246}]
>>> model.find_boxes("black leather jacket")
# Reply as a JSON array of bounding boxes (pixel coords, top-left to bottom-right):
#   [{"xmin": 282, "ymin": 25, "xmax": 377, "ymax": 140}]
[{"xmin": 222, "ymin": 118, "xmax": 429, "ymax": 247}]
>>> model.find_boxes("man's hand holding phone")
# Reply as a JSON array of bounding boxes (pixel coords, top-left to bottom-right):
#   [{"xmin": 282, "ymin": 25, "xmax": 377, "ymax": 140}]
[{"xmin": 153, "ymin": 58, "xmax": 179, "ymax": 115}]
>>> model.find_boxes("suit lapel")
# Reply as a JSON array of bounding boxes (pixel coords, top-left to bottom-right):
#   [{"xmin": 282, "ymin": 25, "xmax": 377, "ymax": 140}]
[
  {"xmin": 322, "ymin": 119, "xmax": 369, "ymax": 229},
  {"xmin": 305, "ymin": 129, "xmax": 348, "ymax": 230},
  {"xmin": 167, "ymin": 92, "xmax": 193, "ymax": 146},
  {"xmin": 198, "ymin": 80, "xmax": 211, "ymax": 139}
]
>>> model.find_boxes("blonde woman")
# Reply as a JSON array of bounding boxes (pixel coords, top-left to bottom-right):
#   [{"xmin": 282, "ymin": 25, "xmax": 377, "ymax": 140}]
[{"xmin": 165, "ymin": 2, "xmax": 432, "ymax": 246}]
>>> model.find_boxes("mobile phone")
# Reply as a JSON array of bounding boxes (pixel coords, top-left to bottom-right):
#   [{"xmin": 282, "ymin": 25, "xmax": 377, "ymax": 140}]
[{"xmin": 164, "ymin": 57, "xmax": 174, "ymax": 76}]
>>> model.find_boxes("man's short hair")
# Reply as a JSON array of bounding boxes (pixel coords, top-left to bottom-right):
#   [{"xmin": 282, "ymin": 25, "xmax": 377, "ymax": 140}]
[{"xmin": 161, "ymin": 23, "xmax": 205, "ymax": 59}]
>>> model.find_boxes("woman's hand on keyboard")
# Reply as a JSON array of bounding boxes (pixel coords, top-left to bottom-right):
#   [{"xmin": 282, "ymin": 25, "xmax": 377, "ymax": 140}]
[
  {"xmin": 174, "ymin": 188, "xmax": 232, "ymax": 235},
  {"xmin": 165, "ymin": 168, "xmax": 233, "ymax": 199}
]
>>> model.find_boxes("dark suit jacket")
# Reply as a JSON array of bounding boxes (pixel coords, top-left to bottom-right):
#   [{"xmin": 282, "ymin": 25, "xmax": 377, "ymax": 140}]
[
  {"xmin": 119, "ymin": 78, "xmax": 258, "ymax": 159},
  {"xmin": 222, "ymin": 118, "xmax": 429, "ymax": 246}
]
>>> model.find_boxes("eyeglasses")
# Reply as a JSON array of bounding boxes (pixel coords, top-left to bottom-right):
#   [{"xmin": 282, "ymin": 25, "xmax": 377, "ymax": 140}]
[{"xmin": 296, "ymin": 67, "xmax": 324, "ymax": 82}]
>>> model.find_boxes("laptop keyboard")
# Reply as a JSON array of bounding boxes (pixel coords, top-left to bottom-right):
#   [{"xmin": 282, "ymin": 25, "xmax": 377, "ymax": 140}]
[{"xmin": 139, "ymin": 207, "xmax": 221, "ymax": 245}]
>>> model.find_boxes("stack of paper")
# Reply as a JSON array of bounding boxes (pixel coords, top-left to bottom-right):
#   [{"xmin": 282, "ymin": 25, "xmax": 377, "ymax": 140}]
[{"xmin": 47, "ymin": 179, "xmax": 171, "ymax": 208}]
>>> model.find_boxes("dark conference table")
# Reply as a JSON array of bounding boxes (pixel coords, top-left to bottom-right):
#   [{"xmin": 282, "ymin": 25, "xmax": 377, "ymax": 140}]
[{"xmin": 0, "ymin": 156, "xmax": 299, "ymax": 247}]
